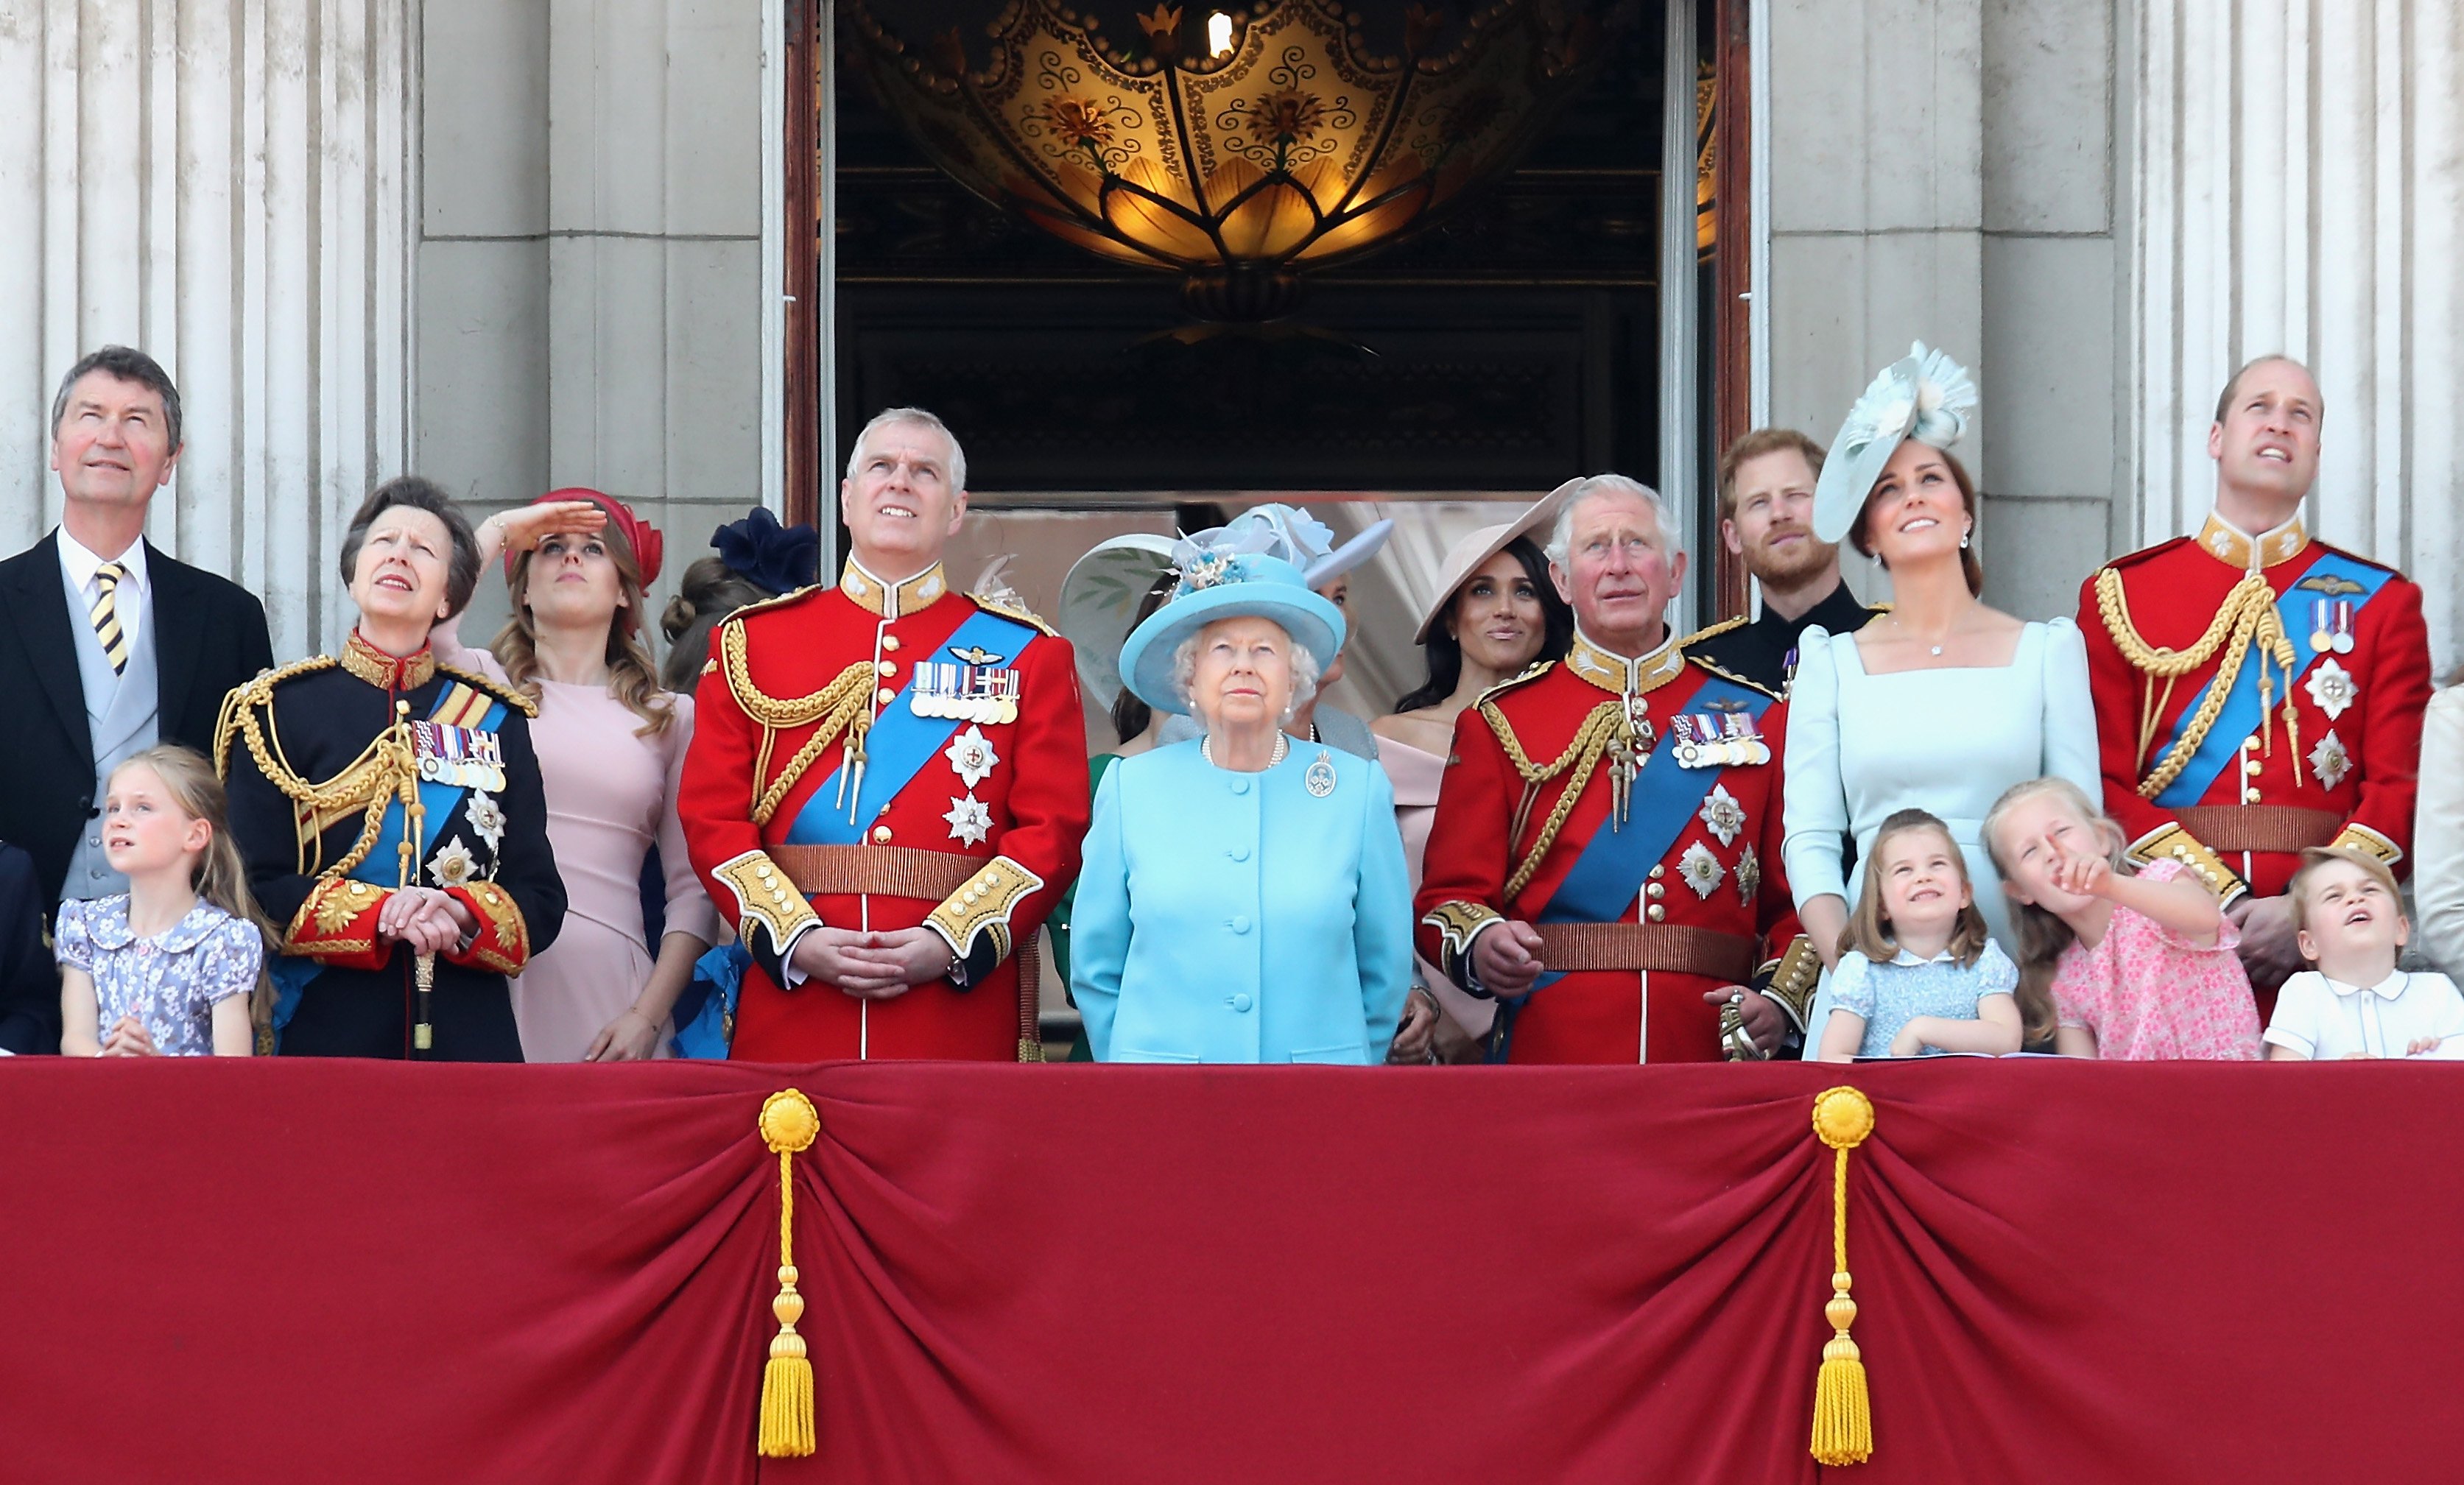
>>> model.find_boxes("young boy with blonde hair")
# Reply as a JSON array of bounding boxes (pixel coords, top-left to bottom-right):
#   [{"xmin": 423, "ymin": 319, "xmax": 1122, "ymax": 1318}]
[{"xmin": 2264, "ymin": 848, "xmax": 2464, "ymax": 1060}]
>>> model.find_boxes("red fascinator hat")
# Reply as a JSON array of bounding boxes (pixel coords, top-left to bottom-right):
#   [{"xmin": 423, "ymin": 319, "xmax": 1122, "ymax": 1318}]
[{"xmin": 504, "ymin": 487, "xmax": 666, "ymax": 585}]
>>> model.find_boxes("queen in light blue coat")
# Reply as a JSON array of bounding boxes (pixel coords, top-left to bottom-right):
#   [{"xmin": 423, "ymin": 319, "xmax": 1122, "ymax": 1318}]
[{"xmin": 1071, "ymin": 537, "xmax": 1412, "ymax": 1064}]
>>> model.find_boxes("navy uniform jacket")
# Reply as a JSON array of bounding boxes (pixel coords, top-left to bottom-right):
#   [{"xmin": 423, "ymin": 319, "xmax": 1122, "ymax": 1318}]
[{"xmin": 219, "ymin": 633, "xmax": 565, "ymax": 1060}]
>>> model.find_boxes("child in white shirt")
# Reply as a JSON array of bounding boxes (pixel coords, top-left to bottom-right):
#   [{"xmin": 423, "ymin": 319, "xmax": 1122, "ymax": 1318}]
[{"xmin": 2264, "ymin": 847, "xmax": 2464, "ymax": 1061}]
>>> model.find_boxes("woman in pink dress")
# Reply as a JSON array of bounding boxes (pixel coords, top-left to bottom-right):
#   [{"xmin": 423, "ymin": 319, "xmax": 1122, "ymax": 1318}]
[
  {"xmin": 437, "ymin": 490, "xmax": 720, "ymax": 1061},
  {"xmin": 1371, "ymin": 493, "xmax": 1572, "ymax": 1062}
]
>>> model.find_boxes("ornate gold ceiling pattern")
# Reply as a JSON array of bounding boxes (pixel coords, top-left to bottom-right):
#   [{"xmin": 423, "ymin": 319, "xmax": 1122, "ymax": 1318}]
[{"xmin": 845, "ymin": 1, "xmax": 1605, "ymax": 320}]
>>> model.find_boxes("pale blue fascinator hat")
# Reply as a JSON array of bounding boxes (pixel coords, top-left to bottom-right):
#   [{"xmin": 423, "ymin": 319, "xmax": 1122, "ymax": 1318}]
[
  {"xmin": 1117, "ymin": 526, "xmax": 1347, "ymax": 716},
  {"xmin": 1212, "ymin": 501, "xmax": 1394, "ymax": 588},
  {"xmin": 1811, "ymin": 342, "xmax": 1980, "ymax": 543}
]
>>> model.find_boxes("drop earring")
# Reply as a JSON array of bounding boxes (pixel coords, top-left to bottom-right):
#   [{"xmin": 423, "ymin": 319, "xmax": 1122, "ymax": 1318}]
[{"xmin": 1960, "ymin": 529, "xmax": 1972, "ymax": 550}]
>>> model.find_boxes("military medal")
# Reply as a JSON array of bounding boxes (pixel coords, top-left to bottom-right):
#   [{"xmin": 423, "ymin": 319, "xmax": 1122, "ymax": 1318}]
[
  {"xmin": 2310, "ymin": 598, "xmax": 2356, "ymax": 655},
  {"xmin": 2305, "ymin": 656, "xmax": 2357, "ymax": 721},
  {"xmin": 1305, "ymin": 748, "xmax": 1337, "ymax": 798},
  {"xmin": 2332, "ymin": 599, "xmax": 2355, "ymax": 654}
]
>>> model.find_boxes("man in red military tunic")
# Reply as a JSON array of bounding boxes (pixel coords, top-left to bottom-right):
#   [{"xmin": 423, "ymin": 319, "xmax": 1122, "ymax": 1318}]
[
  {"xmin": 1416, "ymin": 476, "xmax": 1819, "ymax": 1063},
  {"xmin": 679, "ymin": 407, "xmax": 1090, "ymax": 1060},
  {"xmin": 2077, "ymin": 356, "xmax": 2430, "ymax": 1001}
]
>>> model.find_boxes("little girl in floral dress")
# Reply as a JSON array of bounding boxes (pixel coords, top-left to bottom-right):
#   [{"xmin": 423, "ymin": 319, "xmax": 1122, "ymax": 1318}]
[
  {"xmin": 57, "ymin": 747, "xmax": 269, "ymax": 1057},
  {"xmin": 1984, "ymin": 776, "xmax": 2259, "ymax": 1059}
]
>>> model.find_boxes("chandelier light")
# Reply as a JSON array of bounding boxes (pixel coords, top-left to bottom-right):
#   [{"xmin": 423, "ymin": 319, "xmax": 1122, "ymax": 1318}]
[{"xmin": 845, "ymin": 1, "xmax": 1606, "ymax": 322}]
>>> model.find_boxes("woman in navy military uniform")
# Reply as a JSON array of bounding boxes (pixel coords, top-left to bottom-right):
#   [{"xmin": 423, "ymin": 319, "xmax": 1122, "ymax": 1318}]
[
  {"xmin": 218, "ymin": 478, "xmax": 564, "ymax": 1060},
  {"xmin": 1070, "ymin": 533, "xmax": 1412, "ymax": 1064}
]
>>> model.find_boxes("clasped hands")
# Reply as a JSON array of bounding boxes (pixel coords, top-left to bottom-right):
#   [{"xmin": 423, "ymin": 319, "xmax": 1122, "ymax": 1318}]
[
  {"xmin": 375, "ymin": 886, "xmax": 478, "ymax": 956},
  {"xmin": 791, "ymin": 925, "xmax": 956, "ymax": 1000},
  {"xmin": 1470, "ymin": 919, "xmax": 1784, "ymax": 1056}
]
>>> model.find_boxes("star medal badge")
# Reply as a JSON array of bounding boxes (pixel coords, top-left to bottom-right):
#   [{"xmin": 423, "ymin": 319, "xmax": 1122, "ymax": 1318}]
[
  {"xmin": 943, "ymin": 794, "xmax": 993, "ymax": 847},
  {"xmin": 2305, "ymin": 657, "xmax": 2357, "ymax": 722},
  {"xmin": 1305, "ymin": 748, "xmax": 1337, "ymax": 798},
  {"xmin": 945, "ymin": 725, "xmax": 1000, "ymax": 789}
]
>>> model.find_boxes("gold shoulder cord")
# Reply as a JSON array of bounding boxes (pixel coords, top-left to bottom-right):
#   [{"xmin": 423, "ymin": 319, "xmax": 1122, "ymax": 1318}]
[
  {"xmin": 718, "ymin": 619, "xmax": 879, "ymax": 827},
  {"xmin": 1480, "ymin": 696, "xmax": 1625, "ymax": 900},
  {"xmin": 2094, "ymin": 567, "xmax": 2303, "ymax": 797},
  {"xmin": 214, "ymin": 661, "xmax": 425, "ymax": 884}
]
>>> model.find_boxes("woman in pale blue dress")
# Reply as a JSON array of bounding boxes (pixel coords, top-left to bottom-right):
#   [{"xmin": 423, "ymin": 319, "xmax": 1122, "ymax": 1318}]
[{"xmin": 1782, "ymin": 345, "xmax": 2101, "ymax": 1029}]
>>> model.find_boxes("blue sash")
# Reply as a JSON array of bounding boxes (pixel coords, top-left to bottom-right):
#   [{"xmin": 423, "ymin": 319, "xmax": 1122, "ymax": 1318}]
[
  {"xmin": 270, "ymin": 682, "xmax": 512, "ymax": 1037},
  {"xmin": 1490, "ymin": 675, "xmax": 1773, "ymax": 1062},
  {"xmin": 786, "ymin": 610, "xmax": 1039, "ymax": 845},
  {"xmin": 2150, "ymin": 550, "xmax": 2393, "ymax": 809}
]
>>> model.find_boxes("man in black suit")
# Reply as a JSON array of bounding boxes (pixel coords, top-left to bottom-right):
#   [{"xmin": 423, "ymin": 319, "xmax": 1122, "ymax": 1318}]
[{"xmin": 0, "ymin": 348, "xmax": 274, "ymax": 998}]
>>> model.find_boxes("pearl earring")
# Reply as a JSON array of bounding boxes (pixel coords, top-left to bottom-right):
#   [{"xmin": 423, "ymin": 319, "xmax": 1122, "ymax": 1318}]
[{"xmin": 1960, "ymin": 529, "xmax": 1971, "ymax": 550}]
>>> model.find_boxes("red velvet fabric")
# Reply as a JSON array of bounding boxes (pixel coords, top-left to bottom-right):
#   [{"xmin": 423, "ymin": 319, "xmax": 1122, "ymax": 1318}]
[{"xmin": 4, "ymin": 1059, "xmax": 2459, "ymax": 1484}]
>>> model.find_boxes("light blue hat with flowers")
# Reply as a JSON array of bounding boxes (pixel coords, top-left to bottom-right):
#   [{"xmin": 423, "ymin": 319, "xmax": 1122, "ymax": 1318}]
[
  {"xmin": 1812, "ymin": 341, "xmax": 1979, "ymax": 543},
  {"xmin": 1118, "ymin": 527, "xmax": 1347, "ymax": 716}
]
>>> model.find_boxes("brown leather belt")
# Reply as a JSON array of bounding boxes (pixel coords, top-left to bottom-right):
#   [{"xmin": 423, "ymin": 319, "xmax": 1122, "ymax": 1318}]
[
  {"xmin": 2172, "ymin": 805, "xmax": 2342, "ymax": 856},
  {"xmin": 766, "ymin": 844, "xmax": 978, "ymax": 901},
  {"xmin": 1534, "ymin": 923, "xmax": 1758, "ymax": 983}
]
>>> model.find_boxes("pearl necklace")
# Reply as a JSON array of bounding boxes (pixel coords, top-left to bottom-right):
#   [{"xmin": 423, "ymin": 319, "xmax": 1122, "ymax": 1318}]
[{"xmin": 1202, "ymin": 731, "xmax": 1290, "ymax": 769}]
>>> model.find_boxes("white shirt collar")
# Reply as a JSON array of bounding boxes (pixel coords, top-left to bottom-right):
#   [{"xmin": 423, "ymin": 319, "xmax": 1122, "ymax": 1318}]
[
  {"xmin": 57, "ymin": 526, "xmax": 149, "ymax": 596},
  {"xmin": 2321, "ymin": 967, "xmax": 2410, "ymax": 1001},
  {"xmin": 1888, "ymin": 946, "xmax": 1960, "ymax": 967}
]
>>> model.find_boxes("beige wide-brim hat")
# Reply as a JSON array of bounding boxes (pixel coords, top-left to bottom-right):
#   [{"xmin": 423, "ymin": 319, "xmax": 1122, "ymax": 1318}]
[{"xmin": 1410, "ymin": 482, "xmax": 1578, "ymax": 645}]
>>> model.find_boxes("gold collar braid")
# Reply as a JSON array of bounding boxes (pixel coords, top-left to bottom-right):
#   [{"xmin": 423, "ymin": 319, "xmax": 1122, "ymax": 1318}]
[
  {"xmin": 717, "ymin": 618, "xmax": 883, "ymax": 826},
  {"xmin": 2093, "ymin": 566, "xmax": 2304, "ymax": 797},
  {"xmin": 1480, "ymin": 696, "xmax": 1633, "ymax": 900}
]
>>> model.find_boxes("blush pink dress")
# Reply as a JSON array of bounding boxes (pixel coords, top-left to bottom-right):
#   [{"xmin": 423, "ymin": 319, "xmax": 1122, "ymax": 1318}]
[
  {"xmin": 2049, "ymin": 858, "xmax": 2261, "ymax": 1059},
  {"xmin": 435, "ymin": 634, "xmax": 721, "ymax": 1061},
  {"xmin": 1379, "ymin": 736, "xmax": 1495, "ymax": 1039}
]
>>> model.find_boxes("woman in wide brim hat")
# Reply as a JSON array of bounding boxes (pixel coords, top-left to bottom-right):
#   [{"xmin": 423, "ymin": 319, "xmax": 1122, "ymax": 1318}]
[
  {"xmin": 1370, "ymin": 487, "xmax": 1577, "ymax": 1062},
  {"xmin": 1071, "ymin": 537, "xmax": 1412, "ymax": 1065},
  {"xmin": 1781, "ymin": 342, "xmax": 2100, "ymax": 1046}
]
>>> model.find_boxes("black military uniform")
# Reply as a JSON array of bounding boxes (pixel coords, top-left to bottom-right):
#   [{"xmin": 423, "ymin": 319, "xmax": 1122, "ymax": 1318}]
[
  {"xmin": 1684, "ymin": 579, "xmax": 1884, "ymax": 696},
  {"xmin": 217, "ymin": 632, "xmax": 565, "ymax": 1060}
]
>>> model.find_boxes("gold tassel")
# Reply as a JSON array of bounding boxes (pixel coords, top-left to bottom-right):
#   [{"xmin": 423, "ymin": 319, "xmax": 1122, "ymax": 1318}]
[
  {"xmin": 1810, "ymin": 1086, "xmax": 1877, "ymax": 1467},
  {"xmin": 757, "ymin": 1089, "xmax": 821, "ymax": 1458}
]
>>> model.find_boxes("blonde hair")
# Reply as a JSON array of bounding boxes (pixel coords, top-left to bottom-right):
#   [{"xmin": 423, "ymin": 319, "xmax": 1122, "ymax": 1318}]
[
  {"xmin": 1842, "ymin": 808, "xmax": 1991, "ymax": 967},
  {"xmin": 108, "ymin": 744, "xmax": 280, "ymax": 1036},
  {"xmin": 2285, "ymin": 847, "xmax": 2403, "ymax": 936},
  {"xmin": 493, "ymin": 518, "xmax": 678, "ymax": 737},
  {"xmin": 1982, "ymin": 776, "xmax": 2129, "ymax": 1045}
]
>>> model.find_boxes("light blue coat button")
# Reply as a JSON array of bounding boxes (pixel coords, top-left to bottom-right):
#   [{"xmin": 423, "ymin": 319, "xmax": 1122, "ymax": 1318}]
[
  {"xmin": 1230, "ymin": 915, "xmax": 1251, "ymax": 934},
  {"xmin": 1230, "ymin": 777, "xmax": 1250, "ymax": 795},
  {"xmin": 1230, "ymin": 846, "xmax": 1250, "ymax": 861},
  {"xmin": 1231, "ymin": 992, "xmax": 1253, "ymax": 1012}
]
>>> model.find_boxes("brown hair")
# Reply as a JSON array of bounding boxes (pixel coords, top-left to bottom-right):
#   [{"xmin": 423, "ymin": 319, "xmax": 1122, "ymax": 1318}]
[
  {"xmin": 2285, "ymin": 847, "xmax": 2403, "ymax": 936},
  {"xmin": 1846, "ymin": 445, "xmax": 1985, "ymax": 596},
  {"xmin": 1982, "ymin": 776, "xmax": 2130, "ymax": 1044},
  {"xmin": 492, "ymin": 518, "xmax": 677, "ymax": 736},
  {"xmin": 1717, "ymin": 427, "xmax": 1827, "ymax": 521},
  {"xmin": 658, "ymin": 554, "xmax": 777, "ymax": 694},
  {"xmin": 108, "ymin": 744, "xmax": 280, "ymax": 1035},
  {"xmin": 1842, "ymin": 808, "xmax": 1992, "ymax": 968}
]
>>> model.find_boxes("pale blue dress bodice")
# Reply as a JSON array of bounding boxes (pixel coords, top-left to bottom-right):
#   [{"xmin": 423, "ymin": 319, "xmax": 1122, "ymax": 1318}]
[
  {"xmin": 1071, "ymin": 738, "xmax": 1412, "ymax": 1064},
  {"xmin": 1782, "ymin": 618, "xmax": 2100, "ymax": 1032}
]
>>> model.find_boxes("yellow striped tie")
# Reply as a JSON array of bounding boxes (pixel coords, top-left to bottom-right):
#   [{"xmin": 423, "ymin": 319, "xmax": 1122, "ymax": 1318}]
[{"xmin": 90, "ymin": 560, "xmax": 130, "ymax": 674}]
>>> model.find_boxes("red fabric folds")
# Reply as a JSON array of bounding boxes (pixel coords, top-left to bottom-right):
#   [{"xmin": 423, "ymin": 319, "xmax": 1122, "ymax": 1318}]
[{"xmin": 2, "ymin": 1059, "xmax": 2460, "ymax": 1484}]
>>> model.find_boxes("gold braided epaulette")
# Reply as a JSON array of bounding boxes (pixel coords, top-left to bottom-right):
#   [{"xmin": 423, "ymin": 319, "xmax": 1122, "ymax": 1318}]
[
  {"xmin": 1474, "ymin": 660, "xmax": 1554, "ymax": 708},
  {"xmin": 437, "ymin": 663, "xmax": 539, "ymax": 719},
  {"xmin": 1680, "ymin": 613, "xmax": 1747, "ymax": 644},
  {"xmin": 731, "ymin": 584, "xmax": 822, "ymax": 623},
  {"xmin": 213, "ymin": 656, "xmax": 339, "ymax": 777},
  {"xmin": 970, "ymin": 591, "xmax": 1058, "ymax": 638},
  {"xmin": 1686, "ymin": 652, "xmax": 1783, "ymax": 702}
]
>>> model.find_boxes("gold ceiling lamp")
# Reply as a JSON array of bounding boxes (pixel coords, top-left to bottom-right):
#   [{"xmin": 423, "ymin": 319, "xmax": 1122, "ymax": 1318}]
[{"xmin": 845, "ymin": 1, "xmax": 1607, "ymax": 322}]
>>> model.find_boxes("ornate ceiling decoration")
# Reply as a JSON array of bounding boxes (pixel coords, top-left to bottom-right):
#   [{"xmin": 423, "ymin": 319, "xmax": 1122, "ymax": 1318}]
[{"xmin": 844, "ymin": 1, "xmax": 1607, "ymax": 321}]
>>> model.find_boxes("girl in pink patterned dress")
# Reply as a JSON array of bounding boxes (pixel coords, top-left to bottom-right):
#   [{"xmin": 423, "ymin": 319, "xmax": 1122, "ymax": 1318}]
[{"xmin": 1985, "ymin": 777, "xmax": 2261, "ymax": 1059}]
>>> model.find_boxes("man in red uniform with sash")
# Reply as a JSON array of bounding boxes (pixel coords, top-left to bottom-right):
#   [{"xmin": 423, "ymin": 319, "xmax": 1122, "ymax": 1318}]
[
  {"xmin": 680, "ymin": 408, "xmax": 1090, "ymax": 1060},
  {"xmin": 1416, "ymin": 476, "xmax": 1819, "ymax": 1063},
  {"xmin": 2078, "ymin": 356, "xmax": 2430, "ymax": 1001}
]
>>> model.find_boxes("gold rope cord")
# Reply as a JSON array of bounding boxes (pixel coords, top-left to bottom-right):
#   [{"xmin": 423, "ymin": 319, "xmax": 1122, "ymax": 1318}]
[
  {"xmin": 219, "ymin": 687, "xmax": 424, "ymax": 884},
  {"xmin": 1483, "ymin": 699, "xmax": 1625, "ymax": 900},
  {"xmin": 2094, "ymin": 568, "xmax": 2304, "ymax": 798},
  {"xmin": 719, "ymin": 621, "xmax": 880, "ymax": 827}
]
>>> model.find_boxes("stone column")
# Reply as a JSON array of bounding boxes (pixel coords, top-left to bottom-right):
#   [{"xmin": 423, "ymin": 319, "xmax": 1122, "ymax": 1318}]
[
  {"xmin": 0, "ymin": 0, "xmax": 418, "ymax": 660},
  {"xmin": 2133, "ymin": 0, "xmax": 2464, "ymax": 666}
]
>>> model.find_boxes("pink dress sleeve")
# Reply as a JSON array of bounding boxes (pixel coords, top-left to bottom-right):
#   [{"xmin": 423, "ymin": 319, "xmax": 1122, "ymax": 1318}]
[{"xmin": 655, "ymin": 694, "xmax": 722, "ymax": 946}]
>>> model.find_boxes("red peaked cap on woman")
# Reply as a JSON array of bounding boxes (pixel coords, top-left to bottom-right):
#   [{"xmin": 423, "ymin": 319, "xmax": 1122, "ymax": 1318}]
[{"xmin": 502, "ymin": 487, "xmax": 666, "ymax": 590}]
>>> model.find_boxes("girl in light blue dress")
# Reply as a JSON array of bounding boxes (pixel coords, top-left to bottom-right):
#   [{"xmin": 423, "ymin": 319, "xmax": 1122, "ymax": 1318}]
[{"xmin": 1816, "ymin": 808, "xmax": 2021, "ymax": 1060}]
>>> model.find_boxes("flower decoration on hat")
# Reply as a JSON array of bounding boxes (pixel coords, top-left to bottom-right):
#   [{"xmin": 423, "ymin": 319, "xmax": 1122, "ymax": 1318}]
[
  {"xmin": 1813, "ymin": 341, "xmax": 1980, "ymax": 543},
  {"xmin": 713, "ymin": 506, "xmax": 823, "ymax": 596}
]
